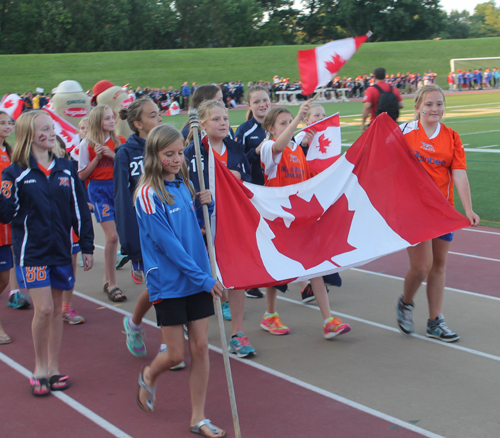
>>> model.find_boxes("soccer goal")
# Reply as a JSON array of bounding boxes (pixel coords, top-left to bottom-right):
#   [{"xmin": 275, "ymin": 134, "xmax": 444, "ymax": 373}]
[{"xmin": 450, "ymin": 57, "xmax": 500, "ymax": 72}]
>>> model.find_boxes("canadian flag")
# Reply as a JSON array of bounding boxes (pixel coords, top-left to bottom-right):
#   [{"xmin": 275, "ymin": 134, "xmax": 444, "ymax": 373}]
[
  {"xmin": 42, "ymin": 107, "xmax": 80, "ymax": 154},
  {"xmin": 166, "ymin": 101, "xmax": 181, "ymax": 116},
  {"xmin": 298, "ymin": 32, "xmax": 372, "ymax": 96},
  {"xmin": 0, "ymin": 94, "xmax": 25, "ymax": 120},
  {"xmin": 300, "ymin": 113, "xmax": 341, "ymax": 175},
  {"xmin": 210, "ymin": 114, "xmax": 470, "ymax": 289}
]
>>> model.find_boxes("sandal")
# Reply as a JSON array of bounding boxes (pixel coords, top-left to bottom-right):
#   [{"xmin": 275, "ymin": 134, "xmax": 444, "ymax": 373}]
[
  {"xmin": 30, "ymin": 377, "xmax": 50, "ymax": 397},
  {"xmin": 103, "ymin": 282, "xmax": 109, "ymax": 293},
  {"xmin": 49, "ymin": 375, "xmax": 69, "ymax": 391},
  {"xmin": 190, "ymin": 419, "xmax": 226, "ymax": 438},
  {"xmin": 137, "ymin": 366, "xmax": 156, "ymax": 412},
  {"xmin": 0, "ymin": 334, "xmax": 12, "ymax": 345},
  {"xmin": 106, "ymin": 286, "xmax": 127, "ymax": 302}
]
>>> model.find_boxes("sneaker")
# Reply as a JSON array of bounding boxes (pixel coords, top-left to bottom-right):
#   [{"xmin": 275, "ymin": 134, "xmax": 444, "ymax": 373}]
[
  {"xmin": 301, "ymin": 284, "xmax": 315, "ymax": 303},
  {"xmin": 158, "ymin": 345, "xmax": 186, "ymax": 370},
  {"xmin": 245, "ymin": 288, "xmax": 264, "ymax": 298},
  {"xmin": 396, "ymin": 296, "xmax": 414, "ymax": 335},
  {"xmin": 221, "ymin": 301, "xmax": 231, "ymax": 321},
  {"xmin": 123, "ymin": 316, "xmax": 146, "ymax": 357},
  {"xmin": 426, "ymin": 314, "xmax": 460, "ymax": 343},
  {"xmin": 228, "ymin": 332, "xmax": 256, "ymax": 358},
  {"xmin": 260, "ymin": 313, "xmax": 290, "ymax": 335},
  {"xmin": 324, "ymin": 317, "xmax": 351, "ymax": 339},
  {"xmin": 116, "ymin": 252, "xmax": 130, "ymax": 269},
  {"xmin": 62, "ymin": 308, "xmax": 85, "ymax": 325},
  {"xmin": 183, "ymin": 324, "xmax": 189, "ymax": 340},
  {"xmin": 8, "ymin": 291, "xmax": 30, "ymax": 309}
]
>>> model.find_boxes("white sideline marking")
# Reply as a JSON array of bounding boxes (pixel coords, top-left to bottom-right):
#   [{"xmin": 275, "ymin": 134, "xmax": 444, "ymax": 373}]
[
  {"xmin": 0, "ymin": 352, "xmax": 134, "ymax": 438},
  {"xmin": 477, "ymin": 145, "xmax": 499, "ymax": 149},
  {"xmin": 70, "ymin": 292, "xmax": 442, "ymax": 437},
  {"xmin": 463, "ymin": 228, "xmax": 500, "ymax": 235},
  {"xmin": 464, "ymin": 148, "xmax": 500, "ymax": 153},
  {"xmin": 461, "ymin": 129, "xmax": 500, "ymax": 136}
]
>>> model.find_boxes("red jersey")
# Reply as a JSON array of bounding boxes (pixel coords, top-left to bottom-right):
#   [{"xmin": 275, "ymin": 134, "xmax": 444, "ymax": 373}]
[
  {"xmin": 363, "ymin": 82, "xmax": 402, "ymax": 122},
  {"xmin": 401, "ymin": 120, "xmax": 466, "ymax": 206},
  {"xmin": 261, "ymin": 140, "xmax": 309, "ymax": 187},
  {"xmin": 0, "ymin": 146, "xmax": 11, "ymax": 246}
]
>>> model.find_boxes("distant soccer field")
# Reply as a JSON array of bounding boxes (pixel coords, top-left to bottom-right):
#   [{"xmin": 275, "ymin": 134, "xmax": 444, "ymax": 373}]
[{"xmin": 166, "ymin": 91, "xmax": 500, "ymax": 227}]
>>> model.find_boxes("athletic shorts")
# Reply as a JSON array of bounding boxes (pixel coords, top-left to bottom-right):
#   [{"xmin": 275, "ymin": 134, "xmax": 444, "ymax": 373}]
[
  {"xmin": 88, "ymin": 180, "xmax": 115, "ymax": 223},
  {"xmin": 131, "ymin": 259, "xmax": 144, "ymax": 272},
  {"xmin": 16, "ymin": 264, "xmax": 75, "ymax": 290},
  {"xmin": 153, "ymin": 291, "xmax": 214, "ymax": 326},
  {"xmin": 0, "ymin": 245, "xmax": 13, "ymax": 272},
  {"xmin": 72, "ymin": 242, "xmax": 81, "ymax": 254},
  {"xmin": 438, "ymin": 232, "xmax": 454, "ymax": 242}
]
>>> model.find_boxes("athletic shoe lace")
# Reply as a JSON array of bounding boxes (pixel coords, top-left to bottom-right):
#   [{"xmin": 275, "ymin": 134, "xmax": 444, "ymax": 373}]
[
  {"xmin": 236, "ymin": 335, "xmax": 250, "ymax": 347},
  {"xmin": 400, "ymin": 305, "xmax": 413, "ymax": 323},
  {"xmin": 436, "ymin": 321, "xmax": 454, "ymax": 335},
  {"xmin": 66, "ymin": 309, "xmax": 78, "ymax": 318},
  {"xmin": 269, "ymin": 315, "xmax": 285, "ymax": 329}
]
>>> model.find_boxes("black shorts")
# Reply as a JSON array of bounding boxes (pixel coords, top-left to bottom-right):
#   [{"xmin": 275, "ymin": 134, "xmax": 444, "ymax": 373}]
[{"xmin": 153, "ymin": 292, "xmax": 214, "ymax": 326}]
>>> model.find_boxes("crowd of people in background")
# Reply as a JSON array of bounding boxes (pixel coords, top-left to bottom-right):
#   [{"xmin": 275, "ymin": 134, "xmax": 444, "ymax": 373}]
[{"xmin": 447, "ymin": 67, "xmax": 500, "ymax": 91}]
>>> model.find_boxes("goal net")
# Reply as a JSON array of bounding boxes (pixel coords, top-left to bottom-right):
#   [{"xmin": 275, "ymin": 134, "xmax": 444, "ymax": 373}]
[{"xmin": 451, "ymin": 57, "xmax": 500, "ymax": 73}]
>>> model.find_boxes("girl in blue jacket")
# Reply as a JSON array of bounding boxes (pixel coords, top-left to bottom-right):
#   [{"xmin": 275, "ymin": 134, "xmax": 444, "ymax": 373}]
[
  {"xmin": 0, "ymin": 111, "xmax": 94, "ymax": 396},
  {"xmin": 134, "ymin": 124, "xmax": 225, "ymax": 438}
]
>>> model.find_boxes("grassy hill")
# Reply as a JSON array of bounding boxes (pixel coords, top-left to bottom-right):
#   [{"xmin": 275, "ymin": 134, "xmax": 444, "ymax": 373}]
[{"xmin": 1, "ymin": 37, "xmax": 500, "ymax": 96}]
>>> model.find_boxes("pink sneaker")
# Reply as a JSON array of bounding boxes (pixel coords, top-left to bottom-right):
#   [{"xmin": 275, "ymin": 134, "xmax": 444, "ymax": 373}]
[
  {"xmin": 324, "ymin": 317, "xmax": 350, "ymax": 339},
  {"xmin": 260, "ymin": 313, "xmax": 290, "ymax": 335},
  {"xmin": 62, "ymin": 309, "xmax": 85, "ymax": 325}
]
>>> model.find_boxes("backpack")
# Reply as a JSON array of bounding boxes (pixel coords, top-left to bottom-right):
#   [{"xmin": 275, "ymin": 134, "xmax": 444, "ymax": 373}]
[{"xmin": 373, "ymin": 84, "xmax": 400, "ymax": 121}]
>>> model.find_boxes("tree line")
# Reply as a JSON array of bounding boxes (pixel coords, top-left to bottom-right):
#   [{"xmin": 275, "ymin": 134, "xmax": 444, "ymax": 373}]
[{"xmin": 0, "ymin": 0, "xmax": 499, "ymax": 54}]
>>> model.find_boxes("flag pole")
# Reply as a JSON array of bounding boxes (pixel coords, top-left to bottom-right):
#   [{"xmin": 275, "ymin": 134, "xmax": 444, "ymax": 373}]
[{"xmin": 188, "ymin": 108, "xmax": 242, "ymax": 438}]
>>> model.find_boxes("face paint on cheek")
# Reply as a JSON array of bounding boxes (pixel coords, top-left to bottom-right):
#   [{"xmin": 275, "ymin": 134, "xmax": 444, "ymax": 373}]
[
  {"xmin": 161, "ymin": 158, "xmax": 171, "ymax": 167},
  {"xmin": 39, "ymin": 134, "xmax": 47, "ymax": 142}
]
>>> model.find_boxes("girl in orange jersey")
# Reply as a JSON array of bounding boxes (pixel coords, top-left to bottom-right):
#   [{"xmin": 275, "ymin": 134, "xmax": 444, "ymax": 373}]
[
  {"xmin": 259, "ymin": 102, "xmax": 351, "ymax": 339},
  {"xmin": 78, "ymin": 105, "xmax": 126, "ymax": 302},
  {"xmin": 397, "ymin": 84, "xmax": 479, "ymax": 342},
  {"xmin": 0, "ymin": 111, "xmax": 14, "ymax": 343}
]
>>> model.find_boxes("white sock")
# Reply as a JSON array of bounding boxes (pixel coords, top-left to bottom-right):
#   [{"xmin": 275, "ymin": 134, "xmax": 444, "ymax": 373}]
[
  {"xmin": 160, "ymin": 343, "xmax": 167, "ymax": 352},
  {"xmin": 9, "ymin": 289, "xmax": 20, "ymax": 297},
  {"xmin": 128, "ymin": 316, "xmax": 142, "ymax": 330}
]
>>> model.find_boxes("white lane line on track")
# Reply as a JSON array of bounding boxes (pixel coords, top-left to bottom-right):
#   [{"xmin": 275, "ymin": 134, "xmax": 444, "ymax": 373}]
[
  {"xmin": 463, "ymin": 228, "xmax": 500, "ymax": 235},
  {"xmin": 0, "ymin": 352, "xmax": 134, "ymax": 438},
  {"xmin": 464, "ymin": 148, "xmax": 500, "ymax": 153},
  {"xmin": 448, "ymin": 251, "xmax": 500, "ymax": 262},
  {"xmin": 72, "ymin": 291, "xmax": 442, "ymax": 438}
]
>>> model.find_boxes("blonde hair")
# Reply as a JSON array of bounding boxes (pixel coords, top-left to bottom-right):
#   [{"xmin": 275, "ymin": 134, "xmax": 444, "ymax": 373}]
[
  {"xmin": 11, "ymin": 111, "xmax": 54, "ymax": 168},
  {"xmin": 119, "ymin": 96, "xmax": 156, "ymax": 134},
  {"xmin": 78, "ymin": 117, "xmax": 89, "ymax": 129},
  {"xmin": 185, "ymin": 100, "xmax": 227, "ymax": 146},
  {"xmin": 304, "ymin": 104, "xmax": 325, "ymax": 123},
  {"xmin": 262, "ymin": 107, "xmax": 292, "ymax": 136},
  {"xmin": 246, "ymin": 85, "xmax": 269, "ymax": 121},
  {"xmin": 134, "ymin": 125, "xmax": 195, "ymax": 206},
  {"xmin": 87, "ymin": 105, "xmax": 120, "ymax": 149},
  {"xmin": 414, "ymin": 85, "xmax": 445, "ymax": 120},
  {"xmin": 0, "ymin": 110, "xmax": 12, "ymax": 158}
]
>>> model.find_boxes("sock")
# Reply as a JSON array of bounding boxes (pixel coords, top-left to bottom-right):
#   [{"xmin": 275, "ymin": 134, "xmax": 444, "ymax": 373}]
[
  {"xmin": 160, "ymin": 343, "xmax": 167, "ymax": 351},
  {"xmin": 128, "ymin": 316, "xmax": 142, "ymax": 330},
  {"xmin": 9, "ymin": 289, "xmax": 20, "ymax": 297},
  {"xmin": 62, "ymin": 302, "xmax": 70, "ymax": 313},
  {"xmin": 265, "ymin": 311, "xmax": 277, "ymax": 318},
  {"xmin": 324, "ymin": 317, "xmax": 332, "ymax": 325}
]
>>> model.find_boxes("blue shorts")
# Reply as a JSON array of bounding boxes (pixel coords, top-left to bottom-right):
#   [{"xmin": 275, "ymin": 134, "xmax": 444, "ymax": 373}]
[
  {"xmin": 131, "ymin": 259, "xmax": 144, "ymax": 272},
  {"xmin": 438, "ymin": 232, "xmax": 454, "ymax": 242},
  {"xmin": 16, "ymin": 264, "xmax": 75, "ymax": 290},
  {"xmin": 88, "ymin": 180, "xmax": 115, "ymax": 223},
  {"xmin": 0, "ymin": 245, "xmax": 13, "ymax": 272},
  {"xmin": 72, "ymin": 242, "xmax": 81, "ymax": 254}
]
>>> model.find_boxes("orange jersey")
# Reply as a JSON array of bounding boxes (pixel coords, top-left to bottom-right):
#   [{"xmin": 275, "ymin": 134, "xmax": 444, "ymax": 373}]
[
  {"xmin": 80, "ymin": 136, "xmax": 124, "ymax": 181},
  {"xmin": 401, "ymin": 120, "xmax": 466, "ymax": 206},
  {"xmin": 261, "ymin": 140, "xmax": 309, "ymax": 187},
  {"xmin": 212, "ymin": 145, "xmax": 228, "ymax": 167},
  {"xmin": 0, "ymin": 146, "xmax": 11, "ymax": 246}
]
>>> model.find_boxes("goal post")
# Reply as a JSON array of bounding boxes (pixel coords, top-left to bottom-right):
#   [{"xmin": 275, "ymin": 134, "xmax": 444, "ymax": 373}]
[{"xmin": 450, "ymin": 57, "xmax": 500, "ymax": 72}]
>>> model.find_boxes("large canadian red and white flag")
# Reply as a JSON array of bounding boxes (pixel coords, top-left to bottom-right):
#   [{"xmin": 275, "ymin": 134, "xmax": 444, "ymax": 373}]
[
  {"xmin": 0, "ymin": 94, "xmax": 25, "ymax": 120},
  {"xmin": 42, "ymin": 107, "xmax": 80, "ymax": 153},
  {"xmin": 301, "ymin": 113, "xmax": 341, "ymax": 175},
  {"xmin": 210, "ymin": 114, "xmax": 470, "ymax": 290},
  {"xmin": 298, "ymin": 32, "xmax": 371, "ymax": 96}
]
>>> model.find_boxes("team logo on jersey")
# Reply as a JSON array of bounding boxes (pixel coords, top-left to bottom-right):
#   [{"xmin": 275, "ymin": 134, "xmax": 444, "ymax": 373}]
[
  {"xmin": 1, "ymin": 155, "xmax": 9, "ymax": 162},
  {"xmin": 24, "ymin": 179, "xmax": 36, "ymax": 184},
  {"xmin": 59, "ymin": 176, "xmax": 70, "ymax": 187},
  {"xmin": 420, "ymin": 142, "xmax": 435, "ymax": 152},
  {"xmin": 169, "ymin": 207, "xmax": 180, "ymax": 214},
  {"xmin": 289, "ymin": 155, "xmax": 300, "ymax": 163}
]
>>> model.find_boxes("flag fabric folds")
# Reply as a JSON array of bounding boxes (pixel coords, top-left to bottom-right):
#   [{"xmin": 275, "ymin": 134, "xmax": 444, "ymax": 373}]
[
  {"xmin": 42, "ymin": 107, "xmax": 80, "ymax": 153},
  {"xmin": 211, "ymin": 114, "xmax": 470, "ymax": 290},
  {"xmin": 298, "ymin": 32, "xmax": 371, "ymax": 96},
  {"xmin": 302, "ymin": 113, "xmax": 342, "ymax": 175},
  {"xmin": 0, "ymin": 94, "xmax": 25, "ymax": 120}
]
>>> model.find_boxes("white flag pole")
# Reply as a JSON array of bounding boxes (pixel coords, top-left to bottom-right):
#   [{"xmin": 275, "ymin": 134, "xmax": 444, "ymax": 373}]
[{"xmin": 188, "ymin": 108, "xmax": 242, "ymax": 438}]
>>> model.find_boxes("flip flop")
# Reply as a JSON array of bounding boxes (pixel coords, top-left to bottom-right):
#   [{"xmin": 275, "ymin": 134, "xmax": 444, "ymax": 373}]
[
  {"xmin": 137, "ymin": 366, "xmax": 156, "ymax": 412},
  {"xmin": 0, "ymin": 334, "xmax": 12, "ymax": 345},
  {"xmin": 190, "ymin": 419, "xmax": 226, "ymax": 438},
  {"xmin": 30, "ymin": 377, "xmax": 50, "ymax": 397},
  {"xmin": 49, "ymin": 375, "xmax": 69, "ymax": 391}
]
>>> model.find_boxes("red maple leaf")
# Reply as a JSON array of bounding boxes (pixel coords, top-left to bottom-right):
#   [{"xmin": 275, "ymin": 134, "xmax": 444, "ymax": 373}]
[
  {"xmin": 264, "ymin": 193, "xmax": 356, "ymax": 270},
  {"xmin": 3, "ymin": 99, "xmax": 14, "ymax": 109},
  {"xmin": 324, "ymin": 53, "xmax": 346, "ymax": 75},
  {"xmin": 317, "ymin": 133, "xmax": 331, "ymax": 154}
]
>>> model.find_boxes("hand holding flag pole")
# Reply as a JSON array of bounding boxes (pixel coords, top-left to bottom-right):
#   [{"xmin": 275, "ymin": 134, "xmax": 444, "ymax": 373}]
[{"xmin": 188, "ymin": 108, "xmax": 242, "ymax": 438}]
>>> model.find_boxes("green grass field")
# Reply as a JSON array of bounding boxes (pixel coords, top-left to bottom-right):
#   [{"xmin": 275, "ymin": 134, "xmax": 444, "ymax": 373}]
[
  {"xmin": 1, "ymin": 37, "xmax": 500, "ymax": 97},
  {"xmin": 162, "ymin": 90, "xmax": 500, "ymax": 227}
]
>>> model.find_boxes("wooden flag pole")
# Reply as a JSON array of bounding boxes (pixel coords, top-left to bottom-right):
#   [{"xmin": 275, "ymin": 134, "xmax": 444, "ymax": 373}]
[{"xmin": 188, "ymin": 108, "xmax": 242, "ymax": 438}]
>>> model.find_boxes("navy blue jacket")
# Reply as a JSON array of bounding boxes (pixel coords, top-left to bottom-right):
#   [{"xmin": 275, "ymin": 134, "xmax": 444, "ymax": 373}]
[
  {"xmin": 113, "ymin": 134, "xmax": 145, "ymax": 260},
  {"xmin": 234, "ymin": 117, "xmax": 267, "ymax": 186},
  {"xmin": 0, "ymin": 155, "xmax": 94, "ymax": 266},
  {"xmin": 184, "ymin": 138, "xmax": 251, "ymax": 194}
]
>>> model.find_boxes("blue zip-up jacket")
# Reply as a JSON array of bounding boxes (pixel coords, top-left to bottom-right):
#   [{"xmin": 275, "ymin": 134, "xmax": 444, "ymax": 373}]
[
  {"xmin": 184, "ymin": 137, "xmax": 251, "ymax": 194},
  {"xmin": 114, "ymin": 134, "xmax": 145, "ymax": 260},
  {"xmin": 0, "ymin": 155, "xmax": 94, "ymax": 266},
  {"xmin": 234, "ymin": 117, "xmax": 266, "ymax": 185},
  {"xmin": 135, "ymin": 178, "xmax": 216, "ymax": 301}
]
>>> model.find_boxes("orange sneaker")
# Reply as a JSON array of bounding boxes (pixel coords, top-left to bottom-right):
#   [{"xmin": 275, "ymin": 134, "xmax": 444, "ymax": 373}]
[{"xmin": 260, "ymin": 313, "xmax": 290, "ymax": 335}]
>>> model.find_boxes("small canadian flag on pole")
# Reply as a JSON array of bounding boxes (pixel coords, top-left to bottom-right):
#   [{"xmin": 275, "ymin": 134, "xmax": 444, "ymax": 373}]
[{"xmin": 298, "ymin": 32, "xmax": 372, "ymax": 96}]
